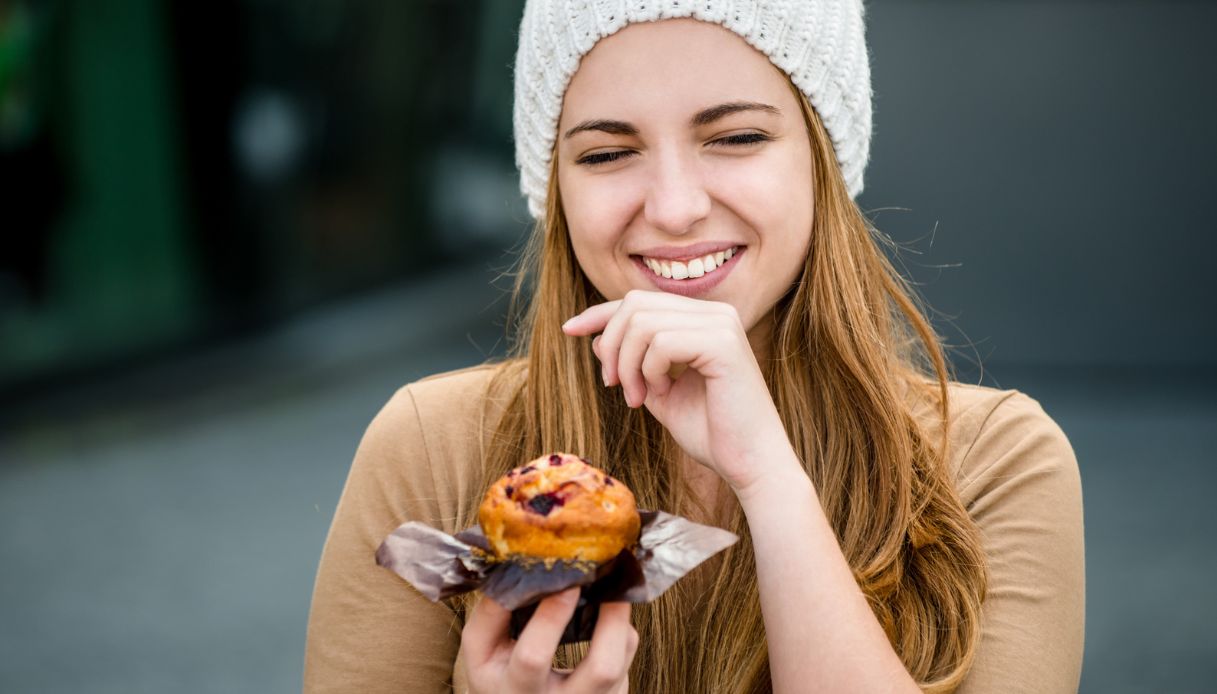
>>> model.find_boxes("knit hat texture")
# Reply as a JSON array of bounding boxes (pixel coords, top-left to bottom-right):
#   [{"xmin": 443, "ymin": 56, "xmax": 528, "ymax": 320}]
[{"xmin": 513, "ymin": 0, "xmax": 872, "ymax": 220}]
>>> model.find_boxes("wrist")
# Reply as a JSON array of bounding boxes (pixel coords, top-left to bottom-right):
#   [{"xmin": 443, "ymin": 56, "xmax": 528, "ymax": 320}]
[{"xmin": 730, "ymin": 443, "xmax": 813, "ymax": 508}]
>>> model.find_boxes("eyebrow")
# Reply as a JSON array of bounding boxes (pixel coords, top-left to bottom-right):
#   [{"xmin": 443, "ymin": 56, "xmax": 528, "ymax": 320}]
[{"xmin": 562, "ymin": 101, "xmax": 780, "ymax": 140}]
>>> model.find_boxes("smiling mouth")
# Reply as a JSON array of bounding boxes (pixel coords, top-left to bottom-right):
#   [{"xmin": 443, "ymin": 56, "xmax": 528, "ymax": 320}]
[{"xmin": 635, "ymin": 246, "xmax": 740, "ymax": 280}]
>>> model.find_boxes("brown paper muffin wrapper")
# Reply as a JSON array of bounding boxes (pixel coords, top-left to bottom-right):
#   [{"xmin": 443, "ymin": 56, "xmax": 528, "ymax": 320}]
[{"xmin": 376, "ymin": 510, "xmax": 738, "ymax": 643}]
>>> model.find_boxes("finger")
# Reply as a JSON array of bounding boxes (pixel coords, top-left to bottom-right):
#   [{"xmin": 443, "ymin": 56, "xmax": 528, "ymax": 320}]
[
  {"xmin": 564, "ymin": 602, "xmax": 637, "ymax": 693},
  {"xmin": 564, "ymin": 290, "xmax": 710, "ymax": 336},
  {"xmin": 563, "ymin": 291, "xmax": 720, "ymax": 339},
  {"xmin": 598, "ymin": 293, "xmax": 722, "ymax": 388},
  {"xmin": 639, "ymin": 332, "xmax": 677, "ymax": 398},
  {"xmin": 617, "ymin": 624, "xmax": 640, "ymax": 694},
  {"xmin": 615, "ymin": 313, "xmax": 706, "ymax": 406},
  {"xmin": 614, "ymin": 311, "xmax": 658, "ymax": 406},
  {"xmin": 562, "ymin": 301, "xmax": 622, "ymax": 336},
  {"xmin": 591, "ymin": 335, "xmax": 604, "ymax": 382},
  {"xmin": 461, "ymin": 594, "xmax": 513, "ymax": 666},
  {"xmin": 506, "ymin": 587, "xmax": 581, "ymax": 690},
  {"xmin": 639, "ymin": 327, "xmax": 739, "ymax": 402}
]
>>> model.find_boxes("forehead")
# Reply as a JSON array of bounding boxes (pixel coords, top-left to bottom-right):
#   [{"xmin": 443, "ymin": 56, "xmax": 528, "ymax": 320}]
[{"xmin": 560, "ymin": 18, "xmax": 793, "ymax": 128}]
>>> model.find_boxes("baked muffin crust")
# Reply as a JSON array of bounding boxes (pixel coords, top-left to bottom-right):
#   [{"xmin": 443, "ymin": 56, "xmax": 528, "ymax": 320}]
[{"xmin": 478, "ymin": 453, "xmax": 640, "ymax": 563}]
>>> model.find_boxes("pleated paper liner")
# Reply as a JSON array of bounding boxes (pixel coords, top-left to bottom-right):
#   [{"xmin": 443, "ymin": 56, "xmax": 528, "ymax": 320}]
[{"xmin": 376, "ymin": 510, "xmax": 738, "ymax": 644}]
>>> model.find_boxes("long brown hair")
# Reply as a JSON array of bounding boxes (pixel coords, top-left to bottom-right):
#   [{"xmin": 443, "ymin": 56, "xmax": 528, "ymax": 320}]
[{"xmin": 463, "ymin": 81, "xmax": 988, "ymax": 693}]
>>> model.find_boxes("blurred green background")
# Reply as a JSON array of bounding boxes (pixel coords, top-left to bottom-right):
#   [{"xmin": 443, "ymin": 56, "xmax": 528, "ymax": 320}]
[
  {"xmin": 0, "ymin": 0, "xmax": 529, "ymax": 395},
  {"xmin": 1, "ymin": 1, "xmax": 1215, "ymax": 692}
]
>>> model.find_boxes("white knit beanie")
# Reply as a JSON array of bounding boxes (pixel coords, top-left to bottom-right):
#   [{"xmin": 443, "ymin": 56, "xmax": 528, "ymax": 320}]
[{"xmin": 513, "ymin": 0, "xmax": 872, "ymax": 220}]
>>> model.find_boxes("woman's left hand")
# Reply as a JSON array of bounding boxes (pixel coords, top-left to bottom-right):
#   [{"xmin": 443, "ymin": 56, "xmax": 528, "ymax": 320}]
[{"xmin": 562, "ymin": 289, "xmax": 795, "ymax": 493}]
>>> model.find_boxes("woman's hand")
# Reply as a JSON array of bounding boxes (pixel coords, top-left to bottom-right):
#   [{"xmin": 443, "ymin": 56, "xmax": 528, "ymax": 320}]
[
  {"xmin": 562, "ymin": 289, "xmax": 797, "ymax": 493},
  {"xmin": 462, "ymin": 588, "xmax": 638, "ymax": 693}
]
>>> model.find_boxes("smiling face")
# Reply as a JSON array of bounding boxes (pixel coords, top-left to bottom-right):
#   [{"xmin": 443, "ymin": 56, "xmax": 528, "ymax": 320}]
[{"xmin": 556, "ymin": 18, "xmax": 815, "ymax": 342}]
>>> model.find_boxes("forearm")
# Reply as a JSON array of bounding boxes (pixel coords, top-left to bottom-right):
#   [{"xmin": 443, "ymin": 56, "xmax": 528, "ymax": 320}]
[{"xmin": 736, "ymin": 445, "xmax": 921, "ymax": 694}]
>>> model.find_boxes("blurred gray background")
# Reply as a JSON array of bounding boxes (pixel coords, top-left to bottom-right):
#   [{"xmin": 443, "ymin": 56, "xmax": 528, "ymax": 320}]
[{"xmin": 1, "ymin": 1, "xmax": 1214, "ymax": 692}]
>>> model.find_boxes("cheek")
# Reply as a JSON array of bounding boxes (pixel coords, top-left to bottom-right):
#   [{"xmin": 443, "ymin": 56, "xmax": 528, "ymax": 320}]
[
  {"xmin": 560, "ymin": 186, "xmax": 636, "ymax": 297},
  {"xmin": 560, "ymin": 173, "xmax": 637, "ymax": 243},
  {"xmin": 565, "ymin": 204, "xmax": 621, "ymax": 267},
  {"xmin": 562, "ymin": 175, "xmax": 644, "ymax": 266},
  {"xmin": 715, "ymin": 149, "xmax": 814, "ymax": 243}
]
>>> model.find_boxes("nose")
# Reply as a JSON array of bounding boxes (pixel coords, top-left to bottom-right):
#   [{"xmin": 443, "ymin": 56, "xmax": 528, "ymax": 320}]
[{"xmin": 643, "ymin": 149, "xmax": 711, "ymax": 235}]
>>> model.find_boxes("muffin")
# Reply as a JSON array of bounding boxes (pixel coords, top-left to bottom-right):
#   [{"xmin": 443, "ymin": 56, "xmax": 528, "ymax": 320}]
[{"xmin": 478, "ymin": 453, "xmax": 640, "ymax": 564}]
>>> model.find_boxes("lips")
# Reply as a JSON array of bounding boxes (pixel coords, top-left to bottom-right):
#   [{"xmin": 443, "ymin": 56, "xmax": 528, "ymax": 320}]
[
  {"xmin": 630, "ymin": 245, "xmax": 745, "ymax": 297},
  {"xmin": 639, "ymin": 246, "xmax": 737, "ymax": 280}
]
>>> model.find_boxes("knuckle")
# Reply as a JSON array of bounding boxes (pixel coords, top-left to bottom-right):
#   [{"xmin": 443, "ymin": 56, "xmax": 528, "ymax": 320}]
[
  {"xmin": 625, "ymin": 309, "xmax": 649, "ymax": 331},
  {"xmin": 622, "ymin": 310, "xmax": 639, "ymax": 332},
  {"xmin": 512, "ymin": 649, "xmax": 550, "ymax": 675},
  {"xmin": 641, "ymin": 355, "xmax": 663, "ymax": 377},
  {"xmin": 587, "ymin": 657, "xmax": 624, "ymax": 685},
  {"xmin": 467, "ymin": 673, "xmax": 493, "ymax": 693},
  {"xmin": 627, "ymin": 308, "xmax": 659, "ymax": 331},
  {"xmin": 460, "ymin": 614, "xmax": 484, "ymax": 640},
  {"xmin": 650, "ymin": 330, "xmax": 672, "ymax": 349}
]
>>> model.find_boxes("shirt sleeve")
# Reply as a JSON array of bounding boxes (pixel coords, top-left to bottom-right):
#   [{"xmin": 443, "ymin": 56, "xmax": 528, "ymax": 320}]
[
  {"xmin": 303, "ymin": 385, "xmax": 465, "ymax": 694},
  {"xmin": 954, "ymin": 391, "xmax": 1086, "ymax": 694}
]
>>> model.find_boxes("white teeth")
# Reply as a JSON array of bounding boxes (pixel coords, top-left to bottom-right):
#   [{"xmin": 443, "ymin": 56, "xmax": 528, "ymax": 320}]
[{"xmin": 641, "ymin": 246, "xmax": 738, "ymax": 280}]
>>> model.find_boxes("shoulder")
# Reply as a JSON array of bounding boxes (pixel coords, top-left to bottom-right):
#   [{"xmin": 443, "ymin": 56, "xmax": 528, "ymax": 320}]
[
  {"xmin": 941, "ymin": 382, "xmax": 1079, "ymax": 508},
  {"xmin": 939, "ymin": 383, "xmax": 1087, "ymax": 691},
  {"xmin": 402, "ymin": 362, "xmax": 511, "ymax": 419},
  {"xmin": 381, "ymin": 359, "xmax": 520, "ymax": 424},
  {"xmin": 385, "ymin": 360, "xmax": 523, "ymax": 463},
  {"xmin": 366, "ymin": 363, "xmax": 503, "ymax": 454},
  {"xmin": 356, "ymin": 361, "xmax": 523, "ymax": 532}
]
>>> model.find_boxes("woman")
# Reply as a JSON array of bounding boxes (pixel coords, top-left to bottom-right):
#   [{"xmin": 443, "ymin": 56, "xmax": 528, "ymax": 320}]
[{"xmin": 304, "ymin": 2, "xmax": 1084, "ymax": 692}]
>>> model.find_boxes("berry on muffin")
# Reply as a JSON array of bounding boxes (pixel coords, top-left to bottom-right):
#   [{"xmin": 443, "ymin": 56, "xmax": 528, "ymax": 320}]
[{"xmin": 478, "ymin": 453, "xmax": 640, "ymax": 564}]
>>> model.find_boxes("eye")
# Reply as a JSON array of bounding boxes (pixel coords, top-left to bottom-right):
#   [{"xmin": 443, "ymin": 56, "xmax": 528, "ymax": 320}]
[
  {"xmin": 575, "ymin": 150, "xmax": 636, "ymax": 166},
  {"xmin": 709, "ymin": 132, "xmax": 772, "ymax": 148},
  {"xmin": 574, "ymin": 133, "xmax": 770, "ymax": 166}
]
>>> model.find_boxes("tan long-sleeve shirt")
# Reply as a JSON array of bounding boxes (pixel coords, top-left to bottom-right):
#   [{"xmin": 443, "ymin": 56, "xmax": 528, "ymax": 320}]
[{"xmin": 303, "ymin": 364, "xmax": 1085, "ymax": 693}]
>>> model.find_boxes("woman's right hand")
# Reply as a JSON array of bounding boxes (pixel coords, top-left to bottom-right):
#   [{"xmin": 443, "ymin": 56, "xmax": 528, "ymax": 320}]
[{"xmin": 462, "ymin": 588, "xmax": 639, "ymax": 693}]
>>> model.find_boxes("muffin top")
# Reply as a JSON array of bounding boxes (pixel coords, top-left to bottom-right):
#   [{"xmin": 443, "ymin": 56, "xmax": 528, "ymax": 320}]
[{"xmin": 478, "ymin": 453, "xmax": 640, "ymax": 563}]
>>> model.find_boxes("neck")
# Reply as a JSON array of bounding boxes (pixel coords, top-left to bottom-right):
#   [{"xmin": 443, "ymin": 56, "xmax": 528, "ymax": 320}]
[{"xmin": 746, "ymin": 309, "xmax": 777, "ymax": 365}]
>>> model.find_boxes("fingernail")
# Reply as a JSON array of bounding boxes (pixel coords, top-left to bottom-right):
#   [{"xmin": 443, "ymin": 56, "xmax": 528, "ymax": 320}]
[{"xmin": 561, "ymin": 317, "xmax": 576, "ymax": 330}]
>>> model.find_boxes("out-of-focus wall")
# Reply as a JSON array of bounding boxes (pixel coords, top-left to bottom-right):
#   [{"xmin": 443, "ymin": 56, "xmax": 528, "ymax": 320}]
[
  {"xmin": 0, "ymin": 0, "xmax": 199, "ymax": 386},
  {"xmin": 0, "ymin": 0, "xmax": 529, "ymax": 397},
  {"xmin": 863, "ymin": 1, "xmax": 1217, "ymax": 369}
]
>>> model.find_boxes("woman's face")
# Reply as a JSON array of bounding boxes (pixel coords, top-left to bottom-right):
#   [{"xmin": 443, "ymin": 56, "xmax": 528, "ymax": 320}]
[{"xmin": 557, "ymin": 18, "xmax": 814, "ymax": 338}]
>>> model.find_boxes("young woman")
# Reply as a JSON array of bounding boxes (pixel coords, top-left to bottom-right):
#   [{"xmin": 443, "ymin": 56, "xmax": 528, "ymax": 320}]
[{"xmin": 304, "ymin": 3, "xmax": 1084, "ymax": 692}]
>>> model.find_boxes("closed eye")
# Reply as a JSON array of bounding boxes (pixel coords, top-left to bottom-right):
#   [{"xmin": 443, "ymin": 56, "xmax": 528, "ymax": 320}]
[
  {"xmin": 574, "ymin": 133, "xmax": 772, "ymax": 167},
  {"xmin": 709, "ymin": 132, "xmax": 772, "ymax": 147},
  {"xmin": 575, "ymin": 149, "xmax": 636, "ymax": 166}
]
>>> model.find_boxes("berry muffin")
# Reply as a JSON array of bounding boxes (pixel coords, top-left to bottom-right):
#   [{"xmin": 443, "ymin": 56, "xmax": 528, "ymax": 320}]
[{"xmin": 478, "ymin": 453, "xmax": 640, "ymax": 563}]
